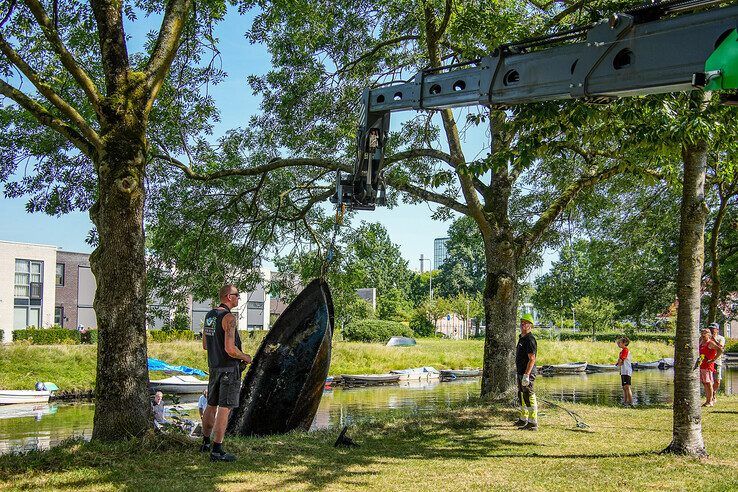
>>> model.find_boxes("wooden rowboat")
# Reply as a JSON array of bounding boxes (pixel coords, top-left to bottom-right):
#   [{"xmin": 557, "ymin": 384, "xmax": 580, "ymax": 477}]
[
  {"xmin": 439, "ymin": 369, "xmax": 481, "ymax": 379},
  {"xmin": 227, "ymin": 278, "xmax": 334, "ymax": 437},
  {"xmin": 390, "ymin": 367, "xmax": 440, "ymax": 381},
  {"xmin": 586, "ymin": 363, "xmax": 619, "ymax": 373},
  {"xmin": 540, "ymin": 362, "xmax": 588, "ymax": 375},
  {"xmin": 149, "ymin": 375, "xmax": 208, "ymax": 394},
  {"xmin": 0, "ymin": 390, "xmax": 51, "ymax": 405},
  {"xmin": 341, "ymin": 374, "xmax": 401, "ymax": 385}
]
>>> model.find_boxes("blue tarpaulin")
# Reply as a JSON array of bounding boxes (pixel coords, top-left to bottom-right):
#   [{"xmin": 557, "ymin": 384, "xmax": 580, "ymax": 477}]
[{"xmin": 147, "ymin": 358, "xmax": 207, "ymax": 376}]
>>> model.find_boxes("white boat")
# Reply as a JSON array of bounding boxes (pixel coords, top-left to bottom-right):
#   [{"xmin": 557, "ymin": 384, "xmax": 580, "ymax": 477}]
[
  {"xmin": 0, "ymin": 390, "xmax": 52, "ymax": 405},
  {"xmin": 340, "ymin": 374, "xmax": 401, "ymax": 385},
  {"xmin": 658, "ymin": 358, "xmax": 675, "ymax": 369},
  {"xmin": 150, "ymin": 375, "xmax": 208, "ymax": 394},
  {"xmin": 390, "ymin": 367, "xmax": 440, "ymax": 381}
]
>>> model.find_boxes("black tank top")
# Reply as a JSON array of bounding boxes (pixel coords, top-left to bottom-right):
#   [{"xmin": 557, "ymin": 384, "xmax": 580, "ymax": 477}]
[{"xmin": 203, "ymin": 303, "xmax": 242, "ymax": 369}]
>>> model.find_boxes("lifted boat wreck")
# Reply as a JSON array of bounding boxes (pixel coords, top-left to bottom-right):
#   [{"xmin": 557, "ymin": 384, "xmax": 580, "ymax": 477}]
[{"xmin": 227, "ymin": 278, "xmax": 334, "ymax": 436}]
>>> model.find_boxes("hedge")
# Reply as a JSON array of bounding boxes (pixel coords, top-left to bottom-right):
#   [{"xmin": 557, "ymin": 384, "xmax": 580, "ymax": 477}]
[
  {"xmin": 13, "ymin": 328, "xmax": 81, "ymax": 344},
  {"xmin": 148, "ymin": 329, "xmax": 195, "ymax": 343},
  {"xmin": 544, "ymin": 331, "xmax": 675, "ymax": 344},
  {"xmin": 343, "ymin": 319, "xmax": 414, "ymax": 343}
]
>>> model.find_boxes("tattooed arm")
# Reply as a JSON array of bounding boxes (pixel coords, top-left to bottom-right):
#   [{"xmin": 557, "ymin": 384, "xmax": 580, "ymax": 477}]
[{"xmin": 223, "ymin": 313, "xmax": 252, "ymax": 364}]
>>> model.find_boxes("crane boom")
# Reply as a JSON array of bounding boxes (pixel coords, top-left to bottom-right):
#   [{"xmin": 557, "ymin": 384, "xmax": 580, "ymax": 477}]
[{"xmin": 332, "ymin": 1, "xmax": 738, "ymax": 210}]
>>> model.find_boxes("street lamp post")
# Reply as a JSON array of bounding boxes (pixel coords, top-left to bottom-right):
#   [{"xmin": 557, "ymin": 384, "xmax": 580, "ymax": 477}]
[
  {"xmin": 466, "ymin": 299, "xmax": 470, "ymax": 340},
  {"xmin": 420, "ymin": 257, "xmax": 433, "ymax": 301}
]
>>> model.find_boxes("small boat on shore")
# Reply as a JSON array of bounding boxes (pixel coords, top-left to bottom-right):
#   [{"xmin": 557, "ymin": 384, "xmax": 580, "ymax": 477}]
[
  {"xmin": 658, "ymin": 358, "xmax": 675, "ymax": 369},
  {"xmin": 390, "ymin": 367, "xmax": 440, "ymax": 381},
  {"xmin": 341, "ymin": 374, "xmax": 401, "ymax": 385},
  {"xmin": 541, "ymin": 362, "xmax": 587, "ymax": 375},
  {"xmin": 150, "ymin": 375, "xmax": 208, "ymax": 394},
  {"xmin": 586, "ymin": 363, "xmax": 619, "ymax": 373},
  {"xmin": 0, "ymin": 390, "xmax": 52, "ymax": 405},
  {"xmin": 386, "ymin": 336, "xmax": 416, "ymax": 347},
  {"xmin": 439, "ymin": 369, "xmax": 481, "ymax": 380},
  {"xmin": 633, "ymin": 360, "xmax": 661, "ymax": 370}
]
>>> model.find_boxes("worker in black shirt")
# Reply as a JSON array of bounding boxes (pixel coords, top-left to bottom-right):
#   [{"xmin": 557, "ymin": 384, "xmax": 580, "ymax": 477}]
[
  {"xmin": 200, "ymin": 284, "xmax": 253, "ymax": 462},
  {"xmin": 514, "ymin": 313, "xmax": 538, "ymax": 431}
]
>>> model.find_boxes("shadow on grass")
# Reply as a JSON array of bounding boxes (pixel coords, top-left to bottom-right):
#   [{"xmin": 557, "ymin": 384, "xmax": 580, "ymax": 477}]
[{"xmin": 0, "ymin": 403, "xmax": 664, "ymax": 491}]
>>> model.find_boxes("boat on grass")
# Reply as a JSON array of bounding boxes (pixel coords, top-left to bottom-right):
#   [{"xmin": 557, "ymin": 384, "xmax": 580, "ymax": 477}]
[
  {"xmin": 586, "ymin": 363, "xmax": 619, "ymax": 373},
  {"xmin": 150, "ymin": 375, "xmax": 208, "ymax": 394},
  {"xmin": 439, "ymin": 369, "xmax": 481, "ymax": 380},
  {"xmin": 386, "ymin": 336, "xmax": 416, "ymax": 347},
  {"xmin": 540, "ymin": 362, "xmax": 588, "ymax": 375},
  {"xmin": 341, "ymin": 374, "xmax": 401, "ymax": 385},
  {"xmin": 390, "ymin": 367, "xmax": 440, "ymax": 381}
]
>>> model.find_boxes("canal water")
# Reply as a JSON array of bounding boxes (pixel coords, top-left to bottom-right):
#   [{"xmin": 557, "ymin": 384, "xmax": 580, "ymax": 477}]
[{"xmin": 1, "ymin": 367, "xmax": 735, "ymax": 455}]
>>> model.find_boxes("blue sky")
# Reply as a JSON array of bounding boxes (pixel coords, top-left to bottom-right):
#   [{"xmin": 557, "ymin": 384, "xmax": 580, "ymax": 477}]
[{"xmin": 0, "ymin": 7, "xmax": 550, "ymax": 278}]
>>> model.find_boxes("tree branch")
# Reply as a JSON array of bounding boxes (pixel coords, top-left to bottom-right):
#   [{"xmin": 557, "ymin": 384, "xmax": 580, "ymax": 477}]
[
  {"xmin": 437, "ymin": 0, "xmax": 453, "ymax": 38},
  {"xmin": 517, "ymin": 164, "xmax": 624, "ymax": 255},
  {"xmin": 22, "ymin": 0, "xmax": 102, "ymax": 113},
  {"xmin": 384, "ymin": 147, "xmax": 454, "ymax": 167},
  {"xmin": 0, "ymin": 34, "xmax": 101, "ymax": 149},
  {"xmin": 385, "ymin": 175, "xmax": 469, "ymax": 215},
  {"xmin": 89, "ymin": 0, "xmax": 129, "ymax": 94},
  {"xmin": 334, "ymin": 35, "xmax": 419, "ymax": 75},
  {"xmin": 145, "ymin": 0, "xmax": 194, "ymax": 113},
  {"xmin": 0, "ymin": 79, "xmax": 94, "ymax": 157}
]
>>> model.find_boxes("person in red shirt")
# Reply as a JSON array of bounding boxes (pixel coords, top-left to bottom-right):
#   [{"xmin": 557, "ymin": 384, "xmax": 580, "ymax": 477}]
[
  {"xmin": 699, "ymin": 328, "xmax": 723, "ymax": 407},
  {"xmin": 616, "ymin": 337, "xmax": 633, "ymax": 406}
]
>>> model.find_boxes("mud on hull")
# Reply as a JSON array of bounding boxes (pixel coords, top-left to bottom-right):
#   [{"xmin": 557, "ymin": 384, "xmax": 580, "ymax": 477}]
[{"xmin": 227, "ymin": 278, "xmax": 334, "ymax": 436}]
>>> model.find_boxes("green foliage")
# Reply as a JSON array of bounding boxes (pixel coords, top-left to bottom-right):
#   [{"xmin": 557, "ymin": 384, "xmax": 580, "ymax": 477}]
[
  {"xmin": 436, "ymin": 217, "xmax": 486, "ymax": 298},
  {"xmin": 572, "ymin": 297, "xmax": 616, "ymax": 337},
  {"xmin": 409, "ymin": 310, "xmax": 434, "ymax": 337},
  {"xmin": 163, "ymin": 312, "xmax": 191, "ymax": 332},
  {"xmin": 724, "ymin": 339, "xmax": 738, "ymax": 353},
  {"xmin": 342, "ymin": 319, "xmax": 414, "ymax": 343},
  {"xmin": 377, "ymin": 288, "xmax": 412, "ymax": 322},
  {"xmin": 556, "ymin": 331, "xmax": 674, "ymax": 344},
  {"xmin": 13, "ymin": 328, "xmax": 81, "ymax": 345}
]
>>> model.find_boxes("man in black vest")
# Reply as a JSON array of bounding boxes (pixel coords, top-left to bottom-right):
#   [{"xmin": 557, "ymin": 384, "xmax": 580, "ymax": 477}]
[{"xmin": 200, "ymin": 284, "xmax": 252, "ymax": 462}]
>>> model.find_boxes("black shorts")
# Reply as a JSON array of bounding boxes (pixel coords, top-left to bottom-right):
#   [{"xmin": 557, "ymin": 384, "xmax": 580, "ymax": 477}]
[
  {"xmin": 621, "ymin": 375, "xmax": 632, "ymax": 386},
  {"xmin": 207, "ymin": 367, "xmax": 242, "ymax": 408}
]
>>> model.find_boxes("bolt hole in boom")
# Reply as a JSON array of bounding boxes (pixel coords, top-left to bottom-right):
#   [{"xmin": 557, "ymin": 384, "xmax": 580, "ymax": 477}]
[
  {"xmin": 393, "ymin": 92, "xmax": 403, "ymax": 101},
  {"xmin": 503, "ymin": 70, "xmax": 520, "ymax": 86},
  {"xmin": 613, "ymin": 48, "xmax": 633, "ymax": 70},
  {"xmin": 429, "ymin": 84, "xmax": 442, "ymax": 95},
  {"xmin": 452, "ymin": 80, "xmax": 466, "ymax": 91},
  {"xmin": 377, "ymin": 95, "xmax": 385, "ymax": 103}
]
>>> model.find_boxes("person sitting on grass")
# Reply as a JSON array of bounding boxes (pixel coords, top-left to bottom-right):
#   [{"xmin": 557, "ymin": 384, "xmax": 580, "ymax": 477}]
[
  {"xmin": 152, "ymin": 391, "xmax": 168, "ymax": 429},
  {"xmin": 698, "ymin": 328, "xmax": 723, "ymax": 407},
  {"xmin": 616, "ymin": 337, "xmax": 633, "ymax": 406}
]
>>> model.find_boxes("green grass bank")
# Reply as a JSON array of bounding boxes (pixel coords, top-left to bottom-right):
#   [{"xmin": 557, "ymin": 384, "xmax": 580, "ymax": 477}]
[
  {"xmin": 1, "ymin": 397, "xmax": 736, "ymax": 491},
  {"xmin": 0, "ymin": 338, "xmax": 674, "ymax": 392}
]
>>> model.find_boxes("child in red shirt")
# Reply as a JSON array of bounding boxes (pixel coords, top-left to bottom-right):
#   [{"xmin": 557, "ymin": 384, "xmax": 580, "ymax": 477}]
[{"xmin": 616, "ymin": 337, "xmax": 633, "ymax": 406}]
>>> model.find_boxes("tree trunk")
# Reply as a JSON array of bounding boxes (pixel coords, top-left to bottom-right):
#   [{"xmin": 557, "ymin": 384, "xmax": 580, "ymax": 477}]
[
  {"xmin": 89, "ymin": 115, "xmax": 151, "ymax": 440},
  {"xmin": 707, "ymin": 191, "xmax": 728, "ymax": 324},
  {"xmin": 664, "ymin": 108, "xmax": 709, "ymax": 456},
  {"xmin": 480, "ymin": 232, "xmax": 518, "ymax": 399}
]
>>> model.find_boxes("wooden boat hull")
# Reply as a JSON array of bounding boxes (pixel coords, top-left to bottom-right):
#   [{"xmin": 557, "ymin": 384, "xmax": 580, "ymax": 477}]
[
  {"xmin": 586, "ymin": 364, "xmax": 619, "ymax": 373},
  {"xmin": 541, "ymin": 363, "xmax": 588, "ymax": 374},
  {"xmin": 0, "ymin": 390, "xmax": 51, "ymax": 405},
  {"xmin": 341, "ymin": 374, "xmax": 401, "ymax": 385},
  {"xmin": 227, "ymin": 278, "xmax": 334, "ymax": 436}
]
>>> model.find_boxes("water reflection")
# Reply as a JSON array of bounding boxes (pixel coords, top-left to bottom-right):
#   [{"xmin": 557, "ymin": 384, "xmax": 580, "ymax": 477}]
[{"xmin": 0, "ymin": 366, "xmax": 734, "ymax": 455}]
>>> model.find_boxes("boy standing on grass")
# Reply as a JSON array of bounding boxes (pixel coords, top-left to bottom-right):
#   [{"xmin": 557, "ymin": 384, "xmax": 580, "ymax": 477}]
[{"xmin": 616, "ymin": 337, "xmax": 633, "ymax": 406}]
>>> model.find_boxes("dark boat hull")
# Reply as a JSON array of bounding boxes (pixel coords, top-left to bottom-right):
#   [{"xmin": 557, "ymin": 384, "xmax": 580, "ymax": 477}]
[{"xmin": 227, "ymin": 278, "xmax": 334, "ymax": 436}]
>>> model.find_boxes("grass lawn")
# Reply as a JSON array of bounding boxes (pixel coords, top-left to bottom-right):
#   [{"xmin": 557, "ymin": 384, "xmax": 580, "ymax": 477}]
[
  {"xmin": 0, "ymin": 338, "xmax": 675, "ymax": 392},
  {"xmin": 1, "ymin": 396, "xmax": 736, "ymax": 491}
]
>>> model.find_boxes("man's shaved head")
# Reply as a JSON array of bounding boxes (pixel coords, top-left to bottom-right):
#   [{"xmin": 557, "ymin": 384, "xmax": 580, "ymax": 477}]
[{"xmin": 219, "ymin": 284, "xmax": 237, "ymax": 301}]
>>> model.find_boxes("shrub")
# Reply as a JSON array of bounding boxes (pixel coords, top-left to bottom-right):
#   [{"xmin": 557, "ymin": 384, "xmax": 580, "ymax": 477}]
[
  {"xmin": 724, "ymin": 338, "xmax": 738, "ymax": 353},
  {"xmin": 13, "ymin": 328, "xmax": 81, "ymax": 344},
  {"xmin": 148, "ymin": 329, "xmax": 195, "ymax": 342},
  {"xmin": 342, "ymin": 319, "xmax": 414, "ymax": 343},
  {"xmin": 409, "ymin": 311, "xmax": 434, "ymax": 337}
]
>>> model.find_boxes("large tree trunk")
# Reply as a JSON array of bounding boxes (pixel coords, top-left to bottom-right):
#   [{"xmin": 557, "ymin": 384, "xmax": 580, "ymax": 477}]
[
  {"xmin": 664, "ymin": 99, "xmax": 709, "ymax": 456},
  {"xmin": 89, "ymin": 114, "xmax": 151, "ymax": 440},
  {"xmin": 480, "ymin": 232, "xmax": 518, "ymax": 398}
]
